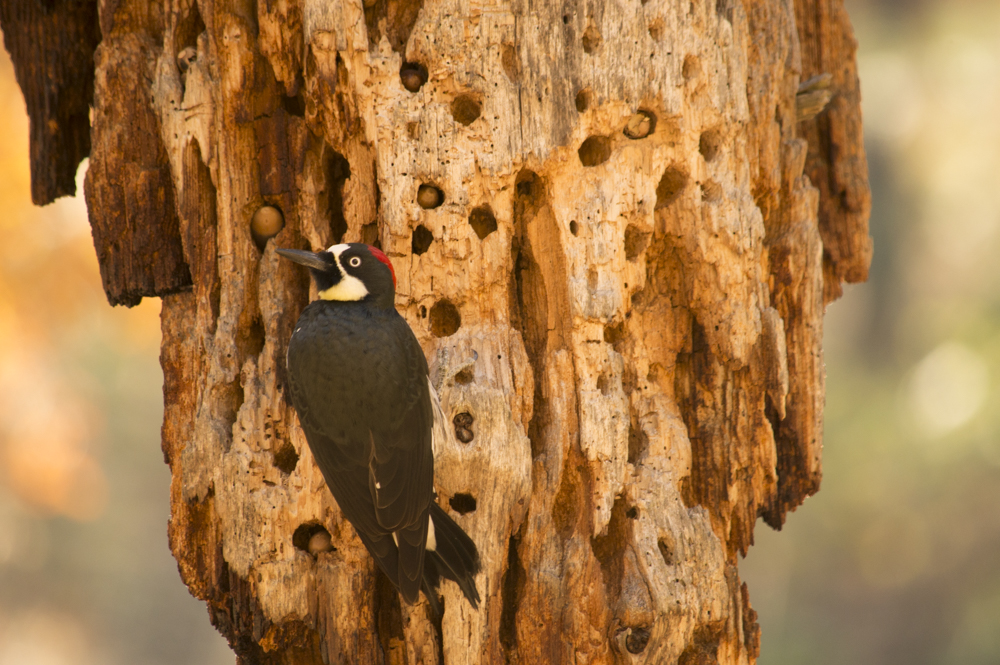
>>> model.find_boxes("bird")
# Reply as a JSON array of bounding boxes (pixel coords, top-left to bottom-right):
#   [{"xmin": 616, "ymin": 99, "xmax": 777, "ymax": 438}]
[{"xmin": 277, "ymin": 242, "xmax": 481, "ymax": 612}]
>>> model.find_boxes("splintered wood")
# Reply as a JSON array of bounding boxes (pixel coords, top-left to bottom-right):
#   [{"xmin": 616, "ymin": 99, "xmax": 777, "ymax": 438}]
[{"xmin": 41, "ymin": 0, "xmax": 871, "ymax": 662}]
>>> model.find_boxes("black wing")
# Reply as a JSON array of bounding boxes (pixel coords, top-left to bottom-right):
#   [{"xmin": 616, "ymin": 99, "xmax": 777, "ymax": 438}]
[{"xmin": 286, "ymin": 303, "xmax": 435, "ymax": 602}]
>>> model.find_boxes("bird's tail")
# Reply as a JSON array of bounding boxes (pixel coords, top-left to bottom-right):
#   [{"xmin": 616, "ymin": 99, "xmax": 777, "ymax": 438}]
[{"xmin": 422, "ymin": 502, "xmax": 481, "ymax": 612}]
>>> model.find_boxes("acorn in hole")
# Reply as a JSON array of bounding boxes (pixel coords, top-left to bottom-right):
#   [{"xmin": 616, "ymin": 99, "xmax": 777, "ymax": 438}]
[
  {"xmin": 400, "ymin": 62, "xmax": 428, "ymax": 92},
  {"xmin": 251, "ymin": 205, "xmax": 284, "ymax": 250},
  {"xmin": 417, "ymin": 184, "xmax": 443, "ymax": 209}
]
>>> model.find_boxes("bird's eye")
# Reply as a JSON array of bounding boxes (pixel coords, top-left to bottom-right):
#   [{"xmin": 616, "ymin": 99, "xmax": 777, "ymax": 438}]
[{"xmin": 348, "ymin": 256, "xmax": 362, "ymax": 268}]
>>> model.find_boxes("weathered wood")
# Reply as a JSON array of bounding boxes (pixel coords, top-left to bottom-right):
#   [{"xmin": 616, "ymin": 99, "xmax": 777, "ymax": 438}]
[
  {"xmin": 8, "ymin": 0, "xmax": 872, "ymax": 661},
  {"xmin": 794, "ymin": 0, "xmax": 873, "ymax": 304},
  {"xmin": 0, "ymin": 0, "xmax": 99, "ymax": 204}
]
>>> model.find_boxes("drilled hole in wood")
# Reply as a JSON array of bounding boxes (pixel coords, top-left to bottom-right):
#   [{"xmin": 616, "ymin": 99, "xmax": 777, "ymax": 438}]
[
  {"xmin": 682, "ymin": 54, "xmax": 700, "ymax": 82},
  {"xmin": 515, "ymin": 169, "xmax": 541, "ymax": 201},
  {"xmin": 450, "ymin": 95, "xmax": 481, "ymax": 126},
  {"xmin": 628, "ymin": 421, "xmax": 648, "ymax": 463},
  {"xmin": 626, "ymin": 627, "xmax": 651, "ymax": 654},
  {"xmin": 578, "ymin": 135, "xmax": 612, "ymax": 167},
  {"xmin": 655, "ymin": 166, "xmax": 688, "ymax": 209},
  {"xmin": 657, "ymin": 536, "xmax": 675, "ymax": 565},
  {"xmin": 293, "ymin": 523, "xmax": 334, "ymax": 556},
  {"xmin": 411, "ymin": 224, "xmax": 434, "ymax": 255},
  {"xmin": 417, "ymin": 184, "xmax": 443, "ymax": 209},
  {"xmin": 604, "ymin": 321, "xmax": 624, "ymax": 345},
  {"xmin": 273, "ymin": 440, "xmax": 299, "ymax": 474},
  {"xmin": 453, "ymin": 412, "xmax": 474, "ymax": 442},
  {"xmin": 429, "ymin": 299, "xmax": 461, "ymax": 337},
  {"xmin": 419, "ymin": 305, "xmax": 427, "ymax": 318},
  {"xmin": 623, "ymin": 110, "xmax": 657, "ymax": 139},
  {"xmin": 701, "ymin": 180, "xmax": 722, "ymax": 203},
  {"xmin": 468, "ymin": 204, "xmax": 498, "ymax": 240},
  {"xmin": 178, "ymin": 47, "xmax": 198, "ymax": 74},
  {"xmin": 175, "ymin": 2, "xmax": 205, "ymax": 65},
  {"xmin": 400, "ymin": 62, "xmax": 428, "ymax": 92},
  {"xmin": 699, "ymin": 129, "xmax": 721, "ymax": 162},
  {"xmin": 324, "ymin": 149, "xmax": 351, "ymax": 243},
  {"xmin": 240, "ymin": 317, "xmax": 266, "ymax": 359},
  {"xmin": 596, "ymin": 371, "xmax": 612, "ymax": 396},
  {"xmin": 449, "ymin": 492, "xmax": 477, "ymax": 514},
  {"xmin": 455, "ymin": 366, "xmax": 475, "ymax": 385},
  {"xmin": 251, "ymin": 204, "xmax": 284, "ymax": 250},
  {"xmin": 575, "ymin": 88, "xmax": 594, "ymax": 112},
  {"xmin": 501, "ymin": 43, "xmax": 520, "ymax": 82},
  {"xmin": 282, "ymin": 92, "xmax": 305, "ymax": 117},
  {"xmin": 582, "ymin": 23, "xmax": 602, "ymax": 53},
  {"xmin": 626, "ymin": 506, "xmax": 638, "ymax": 519},
  {"xmin": 569, "ymin": 220, "xmax": 579, "ymax": 236},
  {"xmin": 648, "ymin": 17, "xmax": 664, "ymax": 41},
  {"xmin": 624, "ymin": 224, "xmax": 650, "ymax": 261}
]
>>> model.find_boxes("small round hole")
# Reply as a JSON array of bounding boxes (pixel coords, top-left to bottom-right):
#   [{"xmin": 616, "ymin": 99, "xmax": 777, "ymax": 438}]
[
  {"xmin": 273, "ymin": 440, "xmax": 299, "ymax": 474},
  {"xmin": 429, "ymin": 299, "xmax": 461, "ymax": 337},
  {"xmin": 699, "ymin": 129, "xmax": 721, "ymax": 162},
  {"xmin": 655, "ymin": 167, "xmax": 688, "ymax": 209},
  {"xmin": 701, "ymin": 180, "xmax": 722, "ymax": 203},
  {"xmin": 569, "ymin": 220, "xmax": 579, "ymax": 236},
  {"xmin": 251, "ymin": 205, "xmax": 284, "ymax": 250},
  {"xmin": 623, "ymin": 110, "xmax": 657, "ymax": 139},
  {"xmin": 449, "ymin": 492, "xmax": 477, "ymax": 514},
  {"xmin": 468, "ymin": 205, "xmax": 498, "ymax": 240},
  {"xmin": 682, "ymin": 55, "xmax": 700, "ymax": 82},
  {"xmin": 578, "ymin": 135, "xmax": 612, "ymax": 167},
  {"xmin": 400, "ymin": 62, "xmax": 428, "ymax": 92},
  {"xmin": 292, "ymin": 523, "xmax": 334, "ymax": 556},
  {"xmin": 417, "ymin": 184, "xmax": 443, "ymax": 209},
  {"xmin": 455, "ymin": 367, "xmax": 474, "ymax": 384},
  {"xmin": 411, "ymin": 224, "xmax": 434, "ymax": 254},
  {"xmin": 625, "ymin": 627, "xmax": 650, "ymax": 654},
  {"xmin": 624, "ymin": 224, "xmax": 650, "ymax": 261},
  {"xmin": 575, "ymin": 88, "xmax": 593, "ymax": 113},
  {"xmin": 450, "ymin": 95, "xmax": 481, "ymax": 126},
  {"xmin": 453, "ymin": 412, "xmax": 474, "ymax": 443},
  {"xmin": 582, "ymin": 23, "xmax": 602, "ymax": 54}
]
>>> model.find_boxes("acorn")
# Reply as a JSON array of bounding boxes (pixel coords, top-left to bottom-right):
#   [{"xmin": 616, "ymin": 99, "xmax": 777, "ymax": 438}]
[
  {"xmin": 416, "ymin": 184, "xmax": 443, "ymax": 209},
  {"xmin": 400, "ymin": 62, "xmax": 428, "ymax": 92},
  {"xmin": 251, "ymin": 205, "xmax": 284, "ymax": 250}
]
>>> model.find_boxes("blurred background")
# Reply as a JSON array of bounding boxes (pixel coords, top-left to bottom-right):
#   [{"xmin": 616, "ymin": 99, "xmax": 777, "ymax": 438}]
[
  {"xmin": 0, "ymin": 33, "xmax": 232, "ymax": 665},
  {"xmin": 1, "ymin": 0, "xmax": 999, "ymax": 662},
  {"xmin": 743, "ymin": 0, "xmax": 1000, "ymax": 664}
]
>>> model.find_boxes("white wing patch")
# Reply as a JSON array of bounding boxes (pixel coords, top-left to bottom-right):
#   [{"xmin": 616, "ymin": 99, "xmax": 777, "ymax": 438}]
[
  {"xmin": 390, "ymin": 516, "xmax": 436, "ymax": 551},
  {"xmin": 318, "ymin": 244, "xmax": 368, "ymax": 301},
  {"xmin": 426, "ymin": 514, "xmax": 436, "ymax": 551}
]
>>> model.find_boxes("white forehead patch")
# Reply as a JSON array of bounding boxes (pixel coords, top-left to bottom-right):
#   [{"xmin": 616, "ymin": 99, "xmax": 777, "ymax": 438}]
[{"xmin": 318, "ymin": 244, "xmax": 369, "ymax": 301}]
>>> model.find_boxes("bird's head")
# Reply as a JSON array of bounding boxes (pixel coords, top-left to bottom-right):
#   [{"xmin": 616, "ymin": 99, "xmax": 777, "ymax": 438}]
[{"xmin": 277, "ymin": 243, "xmax": 397, "ymax": 308}]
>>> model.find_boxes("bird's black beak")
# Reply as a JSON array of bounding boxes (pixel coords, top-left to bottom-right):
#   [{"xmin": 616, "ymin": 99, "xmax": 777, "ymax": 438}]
[{"xmin": 276, "ymin": 248, "xmax": 330, "ymax": 271}]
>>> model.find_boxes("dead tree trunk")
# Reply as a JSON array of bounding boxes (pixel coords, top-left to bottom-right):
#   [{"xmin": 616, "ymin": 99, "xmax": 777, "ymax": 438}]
[{"xmin": 3, "ymin": 0, "xmax": 870, "ymax": 662}]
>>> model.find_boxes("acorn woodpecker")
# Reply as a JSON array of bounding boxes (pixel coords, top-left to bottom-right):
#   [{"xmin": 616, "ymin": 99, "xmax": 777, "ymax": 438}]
[{"xmin": 277, "ymin": 243, "xmax": 481, "ymax": 611}]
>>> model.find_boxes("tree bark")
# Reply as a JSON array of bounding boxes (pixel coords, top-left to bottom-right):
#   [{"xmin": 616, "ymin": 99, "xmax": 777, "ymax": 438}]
[{"xmin": 2, "ymin": 0, "xmax": 870, "ymax": 662}]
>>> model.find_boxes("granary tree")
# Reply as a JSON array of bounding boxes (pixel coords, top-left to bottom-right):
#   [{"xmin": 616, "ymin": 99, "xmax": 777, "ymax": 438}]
[{"xmin": 1, "ymin": 0, "xmax": 871, "ymax": 661}]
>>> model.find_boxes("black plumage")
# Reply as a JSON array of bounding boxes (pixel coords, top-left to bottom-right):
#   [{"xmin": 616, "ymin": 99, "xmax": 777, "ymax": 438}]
[{"xmin": 278, "ymin": 243, "xmax": 480, "ymax": 609}]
